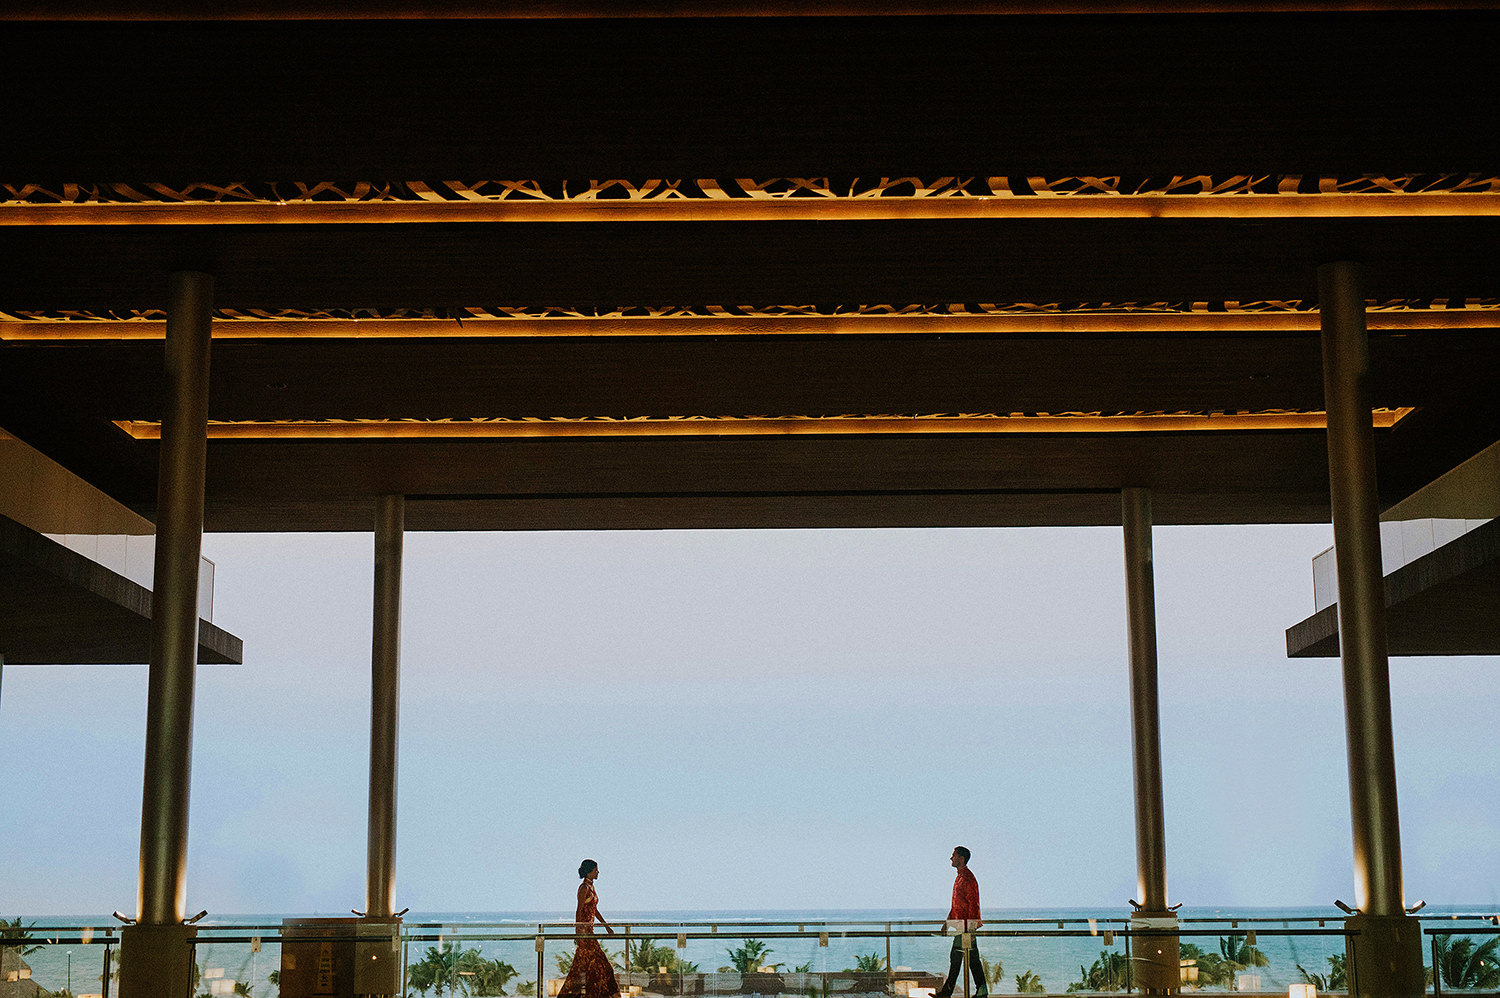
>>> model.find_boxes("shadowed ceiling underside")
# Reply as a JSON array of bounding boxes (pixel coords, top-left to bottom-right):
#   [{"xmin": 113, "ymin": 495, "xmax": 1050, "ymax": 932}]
[{"xmin": 1, "ymin": 12, "xmax": 1497, "ymax": 530}]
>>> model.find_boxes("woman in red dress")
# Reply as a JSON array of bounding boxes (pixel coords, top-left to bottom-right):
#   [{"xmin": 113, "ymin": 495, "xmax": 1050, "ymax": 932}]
[{"xmin": 559, "ymin": 859, "xmax": 620, "ymax": 998}]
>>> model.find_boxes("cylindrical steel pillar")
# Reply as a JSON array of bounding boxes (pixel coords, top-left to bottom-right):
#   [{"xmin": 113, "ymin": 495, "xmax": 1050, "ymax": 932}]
[
  {"xmin": 137, "ymin": 271, "xmax": 213, "ymax": 926},
  {"xmin": 1122, "ymin": 488, "xmax": 1168, "ymax": 912},
  {"xmin": 367, "ymin": 494, "xmax": 404, "ymax": 917},
  {"xmin": 1319, "ymin": 261, "xmax": 1405, "ymax": 917}
]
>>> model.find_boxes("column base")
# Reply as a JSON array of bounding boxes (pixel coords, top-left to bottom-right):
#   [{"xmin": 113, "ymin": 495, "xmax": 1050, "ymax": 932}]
[
  {"xmin": 1346, "ymin": 914, "xmax": 1425, "ymax": 998},
  {"xmin": 119, "ymin": 923, "xmax": 197, "ymax": 998},
  {"xmin": 1130, "ymin": 911, "xmax": 1180, "ymax": 994},
  {"xmin": 280, "ymin": 916, "xmax": 402, "ymax": 997},
  {"xmin": 356, "ymin": 916, "xmax": 403, "ymax": 996}
]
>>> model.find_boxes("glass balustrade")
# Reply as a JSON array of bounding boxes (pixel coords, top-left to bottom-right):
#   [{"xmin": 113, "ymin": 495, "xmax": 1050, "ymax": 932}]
[{"xmin": 13, "ymin": 913, "xmax": 1499, "ymax": 998}]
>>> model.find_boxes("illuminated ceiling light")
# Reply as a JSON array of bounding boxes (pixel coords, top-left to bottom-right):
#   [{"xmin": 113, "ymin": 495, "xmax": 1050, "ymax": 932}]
[
  {"xmin": 0, "ymin": 2, "xmax": 1490, "ymax": 18},
  {"xmin": 5, "ymin": 308, "xmax": 1497, "ymax": 341},
  {"xmin": 113, "ymin": 409, "xmax": 1416, "ymax": 440},
  {"xmin": 5, "ymin": 191, "xmax": 1498, "ymax": 224},
  {"xmin": 5, "ymin": 176, "xmax": 1498, "ymax": 224}
]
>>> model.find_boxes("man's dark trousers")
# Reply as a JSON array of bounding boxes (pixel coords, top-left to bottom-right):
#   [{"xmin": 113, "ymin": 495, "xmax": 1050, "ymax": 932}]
[{"xmin": 937, "ymin": 934, "xmax": 987, "ymax": 998}]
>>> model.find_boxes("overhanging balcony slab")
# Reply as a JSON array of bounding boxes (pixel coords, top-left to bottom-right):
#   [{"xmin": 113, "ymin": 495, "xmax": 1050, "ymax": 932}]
[
  {"xmin": 0, "ymin": 514, "xmax": 242, "ymax": 665},
  {"xmin": 1286, "ymin": 517, "xmax": 1500, "ymax": 658}
]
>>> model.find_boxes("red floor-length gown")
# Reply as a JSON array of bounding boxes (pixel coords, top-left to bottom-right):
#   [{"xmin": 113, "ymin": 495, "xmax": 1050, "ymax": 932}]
[{"xmin": 558, "ymin": 880, "xmax": 620, "ymax": 998}]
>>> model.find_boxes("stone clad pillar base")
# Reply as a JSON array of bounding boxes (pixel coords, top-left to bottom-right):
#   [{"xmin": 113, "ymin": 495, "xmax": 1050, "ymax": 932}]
[
  {"xmin": 1345, "ymin": 914, "xmax": 1424, "ymax": 998},
  {"xmin": 119, "ymin": 923, "xmax": 197, "ymax": 998},
  {"xmin": 1130, "ymin": 910, "xmax": 1180, "ymax": 994}
]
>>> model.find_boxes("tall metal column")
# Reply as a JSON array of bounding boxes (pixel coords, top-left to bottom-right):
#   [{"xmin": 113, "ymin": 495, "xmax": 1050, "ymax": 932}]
[
  {"xmin": 138, "ymin": 271, "xmax": 213, "ymax": 926},
  {"xmin": 121, "ymin": 272, "xmax": 212, "ymax": 998},
  {"xmin": 367, "ymin": 494, "xmax": 404, "ymax": 918},
  {"xmin": 1319, "ymin": 261, "xmax": 1421, "ymax": 997},
  {"xmin": 1122, "ymin": 488, "xmax": 1168, "ymax": 912},
  {"xmin": 1122, "ymin": 488, "xmax": 1177, "ymax": 993}
]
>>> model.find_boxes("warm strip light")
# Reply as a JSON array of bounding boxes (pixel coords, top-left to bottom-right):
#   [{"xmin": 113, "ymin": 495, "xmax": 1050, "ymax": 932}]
[
  {"xmin": 4, "ymin": 2, "xmax": 1494, "ymax": 20},
  {"xmin": 114, "ymin": 409, "xmax": 1416, "ymax": 440},
  {"xmin": 5, "ymin": 192, "xmax": 1499, "ymax": 225},
  {"xmin": 5, "ymin": 311, "xmax": 1496, "ymax": 341}
]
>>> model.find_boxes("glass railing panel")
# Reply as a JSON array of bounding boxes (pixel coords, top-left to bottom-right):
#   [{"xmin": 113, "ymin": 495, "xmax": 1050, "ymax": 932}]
[
  {"xmin": 38, "ymin": 531, "xmax": 218, "ymax": 622},
  {"xmin": 398, "ymin": 926, "xmax": 540, "ymax": 998},
  {"xmin": 980, "ymin": 921, "xmax": 1131, "ymax": 995},
  {"xmin": 1311, "ymin": 518, "xmax": 1496, "ymax": 613},
  {"xmin": 1, "ymin": 930, "xmax": 118, "ymax": 998},
  {"xmin": 199, "ymin": 556, "xmax": 215, "ymax": 621},
  {"xmin": 191, "ymin": 934, "xmax": 280, "ymax": 998},
  {"xmin": 1312, "ymin": 546, "xmax": 1337, "ymax": 611},
  {"xmin": 812, "ymin": 922, "xmax": 895, "ymax": 998},
  {"xmin": 1173, "ymin": 919, "xmax": 1359, "ymax": 995},
  {"xmin": 885, "ymin": 920, "xmax": 946, "ymax": 997},
  {"xmin": 186, "ymin": 924, "xmax": 284, "ymax": 998},
  {"xmin": 1424, "ymin": 920, "xmax": 1500, "ymax": 994}
]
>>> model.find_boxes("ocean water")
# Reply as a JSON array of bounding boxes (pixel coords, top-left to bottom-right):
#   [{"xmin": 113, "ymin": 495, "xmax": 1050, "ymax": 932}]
[{"xmin": 12, "ymin": 906, "xmax": 1497, "ymax": 997}]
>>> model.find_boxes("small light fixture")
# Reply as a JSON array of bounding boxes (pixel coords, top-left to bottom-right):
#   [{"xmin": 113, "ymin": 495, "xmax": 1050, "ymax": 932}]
[{"xmin": 1290, "ymin": 984, "xmax": 1317, "ymax": 998}]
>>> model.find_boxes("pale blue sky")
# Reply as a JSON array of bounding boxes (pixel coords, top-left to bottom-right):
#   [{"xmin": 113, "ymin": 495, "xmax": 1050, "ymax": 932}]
[{"xmin": 3, "ymin": 525, "xmax": 1498, "ymax": 915}]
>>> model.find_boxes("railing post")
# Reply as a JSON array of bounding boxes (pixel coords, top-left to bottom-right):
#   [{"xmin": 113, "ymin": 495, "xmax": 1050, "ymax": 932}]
[
  {"xmin": 1319, "ymin": 261, "xmax": 1423, "ymax": 998},
  {"xmin": 885, "ymin": 922, "xmax": 892, "ymax": 994},
  {"xmin": 961, "ymin": 932, "xmax": 970, "ymax": 998}
]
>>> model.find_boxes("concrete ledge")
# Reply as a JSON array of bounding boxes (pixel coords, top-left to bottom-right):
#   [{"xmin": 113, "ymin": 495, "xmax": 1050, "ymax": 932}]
[
  {"xmin": 0, "ymin": 514, "xmax": 242, "ymax": 664},
  {"xmin": 1287, "ymin": 517, "xmax": 1500, "ymax": 657}
]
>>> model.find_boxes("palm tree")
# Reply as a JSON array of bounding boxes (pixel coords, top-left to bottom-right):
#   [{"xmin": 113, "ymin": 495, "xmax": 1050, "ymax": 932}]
[
  {"xmin": 0, "ymin": 918, "xmax": 41, "ymax": 958},
  {"xmin": 455, "ymin": 953, "xmax": 521, "ymax": 996},
  {"xmin": 1214, "ymin": 935, "xmax": 1268, "ymax": 990},
  {"xmin": 1295, "ymin": 954, "xmax": 1346, "ymax": 991},
  {"xmin": 1014, "ymin": 970, "xmax": 1044, "ymax": 995},
  {"xmin": 1433, "ymin": 935, "xmax": 1500, "ymax": 990},
  {"xmin": 410, "ymin": 943, "xmax": 466, "ymax": 997},
  {"xmin": 847, "ymin": 954, "xmax": 885, "ymax": 974},
  {"xmin": 1065, "ymin": 950, "xmax": 1128, "ymax": 992},
  {"xmin": 981, "ymin": 955, "xmax": 1005, "ymax": 990},
  {"xmin": 727, "ymin": 940, "xmax": 773, "ymax": 973},
  {"xmin": 614, "ymin": 937, "xmax": 696, "ymax": 975}
]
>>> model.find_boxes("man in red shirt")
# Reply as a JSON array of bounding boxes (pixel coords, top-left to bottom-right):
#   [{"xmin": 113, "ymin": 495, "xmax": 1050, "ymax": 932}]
[{"xmin": 934, "ymin": 846, "xmax": 987, "ymax": 998}]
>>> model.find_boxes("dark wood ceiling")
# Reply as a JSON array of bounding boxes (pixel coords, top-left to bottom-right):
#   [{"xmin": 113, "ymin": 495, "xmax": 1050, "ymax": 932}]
[
  {"xmin": 1, "ymin": 10, "xmax": 1498, "ymax": 531},
  {"xmin": 5, "ymin": 14, "xmax": 1497, "ymax": 178}
]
